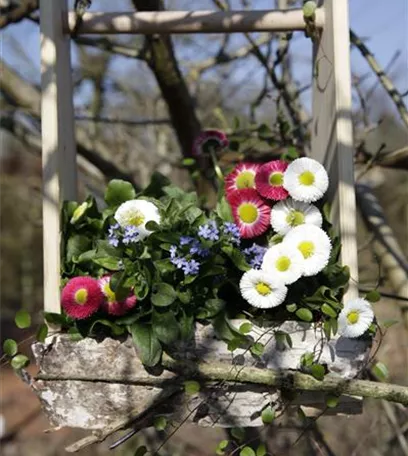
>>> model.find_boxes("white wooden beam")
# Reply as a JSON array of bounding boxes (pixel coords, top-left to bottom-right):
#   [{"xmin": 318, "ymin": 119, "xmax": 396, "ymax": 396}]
[
  {"xmin": 41, "ymin": 0, "xmax": 77, "ymax": 315},
  {"xmin": 66, "ymin": 9, "xmax": 324, "ymax": 35},
  {"xmin": 311, "ymin": 0, "xmax": 358, "ymax": 299}
]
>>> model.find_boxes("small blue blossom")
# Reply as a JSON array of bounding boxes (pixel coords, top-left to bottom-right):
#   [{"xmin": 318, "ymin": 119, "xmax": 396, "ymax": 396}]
[
  {"xmin": 122, "ymin": 225, "xmax": 140, "ymax": 245},
  {"xmin": 189, "ymin": 239, "xmax": 210, "ymax": 257},
  {"xmin": 170, "ymin": 245, "xmax": 178, "ymax": 259},
  {"xmin": 223, "ymin": 222, "xmax": 241, "ymax": 246},
  {"xmin": 198, "ymin": 220, "xmax": 219, "ymax": 241},
  {"xmin": 108, "ymin": 223, "xmax": 121, "ymax": 247},
  {"xmin": 180, "ymin": 236, "xmax": 195, "ymax": 246},
  {"xmin": 182, "ymin": 259, "xmax": 200, "ymax": 275},
  {"xmin": 243, "ymin": 244, "xmax": 267, "ymax": 270}
]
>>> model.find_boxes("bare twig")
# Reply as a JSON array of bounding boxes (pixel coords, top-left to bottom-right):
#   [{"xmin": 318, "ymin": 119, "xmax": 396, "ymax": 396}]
[
  {"xmin": 350, "ymin": 30, "xmax": 408, "ymax": 128},
  {"xmin": 0, "ymin": 0, "xmax": 38, "ymax": 29},
  {"xmin": 382, "ymin": 400, "xmax": 408, "ymax": 456}
]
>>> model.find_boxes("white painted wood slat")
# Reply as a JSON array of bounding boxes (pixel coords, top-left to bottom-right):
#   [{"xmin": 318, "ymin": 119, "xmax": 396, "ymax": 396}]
[
  {"xmin": 40, "ymin": 0, "xmax": 77, "ymax": 315},
  {"xmin": 311, "ymin": 0, "xmax": 358, "ymax": 299}
]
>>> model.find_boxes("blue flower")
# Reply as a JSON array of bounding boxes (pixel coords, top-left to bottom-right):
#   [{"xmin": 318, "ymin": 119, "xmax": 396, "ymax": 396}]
[
  {"xmin": 108, "ymin": 223, "xmax": 121, "ymax": 247},
  {"xmin": 180, "ymin": 236, "xmax": 195, "ymax": 246},
  {"xmin": 108, "ymin": 236, "xmax": 119, "ymax": 247},
  {"xmin": 182, "ymin": 259, "xmax": 200, "ymax": 275},
  {"xmin": 243, "ymin": 244, "xmax": 267, "ymax": 270},
  {"xmin": 123, "ymin": 225, "xmax": 140, "ymax": 245},
  {"xmin": 170, "ymin": 245, "xmax": 178, "ymax": 259},
  {"xmin": 189, "ymin": 239, "xmax": 210, "ymax": 257},
  {"xmin": 198, "ymin": 220, "xmax": 219, "ymax": 241},
  {"xmin": 223, "ymin": 222, "xmax": 241, "ymax": 246}
]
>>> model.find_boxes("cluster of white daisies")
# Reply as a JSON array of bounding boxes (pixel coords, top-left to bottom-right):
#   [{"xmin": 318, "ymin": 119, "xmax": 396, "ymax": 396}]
[{"xmin": 224, "ymin": 156, "xmax": 375, "ymax": 339}]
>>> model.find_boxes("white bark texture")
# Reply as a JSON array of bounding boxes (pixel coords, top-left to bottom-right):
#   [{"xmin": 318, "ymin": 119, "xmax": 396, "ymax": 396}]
[{"xmin": 31, "ymin": 321, "xmax": 371, "ymax": 430}]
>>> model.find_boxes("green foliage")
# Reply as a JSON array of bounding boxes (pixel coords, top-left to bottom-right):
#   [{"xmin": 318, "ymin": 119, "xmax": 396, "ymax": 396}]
[
  {"xmin": 256, "ymin": 443, "xmax": 267, "ymax": 456},
  {"xmin": 261, "ymin": 406, "xmax": 275, "ymax": 424},
  {"xmin": 15, "ymin": 310, "xmax": 31, "ymax": 329},
  {"xmin": 11, "ymin": 354, "xmax": 29, "ymax": 370},
  {"xmin": 296, "ymin": 308, "xmax": 313, "ymax": 322},
  {"xmin": 3, "ymin": 339, "xmax": 18, "ymax": 356},
  {"xmin": 153, "ymin": 416, "xmax": 167, "ymax": 431},
  {"xmin": 365, "ymin": 289, "xmax": 381, "ymax": 303},
  {"xmin": 104, "ymin": 179, "xmax": 136, "ymax": 207},
  {"xmin": 133, "ymin": 446, "xmax": 147, "ymax": 456},
  {"xmin": 36, "ymin": 324, "xmax": 49, "ymax": 343},
  {"xmin": 184, "ymin": 380, "xmax": 201, "ymax": 395},
  {"xmin": 325, "ymin": 394, "xmax": 340, "ymax": 408},
  {"xmin": 130, "ymin": 323, "xmax": 162, "ymax": 367},
  {"xmin": 240, "ymin": 447, "xmax": 256, "ymax": 456},
  {"xmin": 216, "ymin": 440, "xmax": 229, "ymax": 455},
  {"xmin": 371, "ymin": 361, "xmax": 389, "ymax": 382}
]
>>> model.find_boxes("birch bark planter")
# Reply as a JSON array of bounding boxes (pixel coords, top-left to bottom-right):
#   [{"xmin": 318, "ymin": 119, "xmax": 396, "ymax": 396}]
[{"xmin": 31, "ymin": 320, "xmax": 371, "ymax": 431}]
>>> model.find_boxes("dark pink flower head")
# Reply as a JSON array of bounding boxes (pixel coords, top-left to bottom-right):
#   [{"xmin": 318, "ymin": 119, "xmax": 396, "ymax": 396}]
[
  {"xmin": 255, "ymin": 160, "xmax": 289, "ymax": 201},
  {"xmin": 225, "ymin": 163, "xmax": 260, "ymax": 197},
  {"xmin": 98, "ymin": 275, "xmax": 137, "ymax": 316},
  {"xmin": 228, "ymin": 188, "xmax": 271, "ymax": 239},
  {"xmin": 61, "ymin": 276, "xmax": 103, "ymax": 320},
  {"xmin": 192, "ymin": 130, "xmax": 229, "ymax": 157}
]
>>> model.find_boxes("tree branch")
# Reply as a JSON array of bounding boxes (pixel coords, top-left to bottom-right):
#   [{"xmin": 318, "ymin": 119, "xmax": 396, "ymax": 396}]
[
  {"xmin": 350, "ymin": 30, "xmax": 408, "ymax": 129},
  {"xmin": 0, "ymin": 0, "xmax": 38, "ymax": 30}
]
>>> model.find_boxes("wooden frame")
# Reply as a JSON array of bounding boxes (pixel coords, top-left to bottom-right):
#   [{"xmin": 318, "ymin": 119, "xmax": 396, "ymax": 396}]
[
  {"xmin": 40, "ymin": 0, "xmax": 356, "ymax": 307},
  {"xmin": 66, "ymin": 9, "xmax": 325, "ymax": 34}
]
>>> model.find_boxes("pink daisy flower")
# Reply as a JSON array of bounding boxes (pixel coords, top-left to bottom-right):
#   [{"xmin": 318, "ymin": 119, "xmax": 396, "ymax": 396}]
[
  {"xmin": 225, "ymin": 163, "xmax": 261, "ymax": 196},
  {"xmin": 192, "ymin": 130, "xmax": 229, "ymax": 157},
  {"xmin": 61, "ymin": 276, "xmax": 103, "ymax": 320},
  {"xmin": 228, "ymin": 188, "xmax": 271, "ymax": 239},
  {"xmin": 99, "ymin": 276, "xmax": 137, "ymax": 316},
  {"xmin": 255, "ymin": 160, "xmax": 289, "ymax": 201}
]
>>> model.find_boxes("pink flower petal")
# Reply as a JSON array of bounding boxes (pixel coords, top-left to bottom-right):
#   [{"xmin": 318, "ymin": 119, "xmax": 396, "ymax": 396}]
[
  {"xmin": 255, "ymin": 160, "xmax": 289, "ymax": 201},
  {"xmin": 61, "ymin": 276, "xmax": 103, "ymax": 320}
]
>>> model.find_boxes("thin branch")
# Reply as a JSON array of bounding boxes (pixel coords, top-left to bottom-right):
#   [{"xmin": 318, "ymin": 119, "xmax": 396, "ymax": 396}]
[
  {"xmin": 350, "ymin": 30, "xmax": 408, "ymax": 129},
  {"xmin": 0, "ymin": 0, "xmax": 38, "ymax": 29},
  {"xmin": 75, "ymin": 115, "xmax": 171, "ymax": 126},
  {"xmin": 73, "ymin": 36, "xmax": 145, "ymax": 60}
]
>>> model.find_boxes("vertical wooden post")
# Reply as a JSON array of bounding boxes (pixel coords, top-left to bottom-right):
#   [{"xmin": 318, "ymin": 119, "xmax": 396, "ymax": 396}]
[
  {"xmin": 40, "ymin": 0, "xmax": 77, "ymax": 315},
  {"xmin": 311, "ymin": 0, "xmax": 358, "ymax": 299}
]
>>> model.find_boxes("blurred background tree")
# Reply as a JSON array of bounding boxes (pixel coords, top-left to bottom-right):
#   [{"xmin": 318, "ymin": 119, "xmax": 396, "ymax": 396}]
[{"xmin": 0, "ymin": 0, "xmax": 407, "ymax": 455}]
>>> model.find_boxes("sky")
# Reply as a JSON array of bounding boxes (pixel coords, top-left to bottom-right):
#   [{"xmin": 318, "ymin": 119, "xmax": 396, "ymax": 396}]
[{"xmin": 2, "ymin": 0, "xmax": 408, "ymax": 121}]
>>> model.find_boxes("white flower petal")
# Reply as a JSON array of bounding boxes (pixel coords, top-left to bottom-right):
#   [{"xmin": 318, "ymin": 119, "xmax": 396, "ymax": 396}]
[
  {"xmin": 338, "ymin": 298, "xmax": 374, "ymax": 338},
  {"xmin": 240, "ymin": 269, "xmax": 288, "ymax": 309},
  {"xmin": 271, "ymin": 198, "xmax": 322, "ymax": 235},
  {"xmin": 284, "ymin": 225, "xmax": 331, "ymax": 276},
  {"xmin": 261, "ymin": 243, "xmax": 304, "ymax": 285},
  {"xmin": 114, "ymin": 199, "xmax": 161, "ymax": 240},
  {"xmin": 283, "ymin": 157, "xmax": 329, "ymax": 203}
]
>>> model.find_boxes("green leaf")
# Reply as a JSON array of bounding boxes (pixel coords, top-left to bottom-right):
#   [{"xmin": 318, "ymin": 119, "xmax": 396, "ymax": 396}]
[
  {"xmin": 240, "ymin": 447, "xmax": 256, "ymax": 456},
  {"xmin": 184, "ymin": 380, "xmax": 200, "ymax": 395},
  {"xmin": 133, "ymin": 446, "xmax": 147, "ymax": 456},
  {"xmin": 66, "ymin": 235, "xmax": 92, "ymax": 263},
  {"xmin": 301, "ymin": 352, "xmax": 315, "ymax": 367},
  {"xmin": 36, "ymin": 324, "xmax": 48, "ymax": 343},
  {"xmin": 179, "ymin": 312, "xmax": 195, "ymax": 340},
  {"xmin": 311, "ymin": 364, "xmax": 325, "ymax": 381},
  {"xmin": 11, "ymin": 354, "xmax": 29, "ymax": 370},
  {"xmin": 239, "ymin": 322, "xmax": 252, "ymax": 335},
  {"xmin": 258, "ymin": 123, "xmax": 273, "ymax": 140},
  {"xmin": 256, "ymin": 444, "xmax": 266, "ymax": 456},
  {"xmin": 303, "ymin": 1, "xmax": 317, "ymax": 18},
  {"xmin": 44, "ymin": 312, "xmax": 68, "ymax": 326},
  {"xmin": 154, "ymin": 416, "xmax": 167, "ymax": 431},
  {"xmin": 261, "ymin": 406, "xmax": 275, "ymax": 424},
  {"xmin": 151, "ymin": 283, "xmax": 177, "ymax": 307},
  {"xmin": 371, "ymin": 361, "xmax": 388, "ymax": 382},
  {"xmin": 145, "ymin": 220, "xmax": 160, "ymax": 232},
  {"xmin": 216, "ymin": 197, "xmax": 234, "ymax": 222},
  {"xmin": 286, "ymin": 303, "xmax": 297, "ymax": 313},
  {"xmin": 250, "ymin": 342, "xmax": 265, "ymax": 357},
  {"xmin": 89, "ymin": 319, "xmax": 125, "ymax": 337},
  {"xmin": 154, "ymin": 259, "xmax": 176, "ymax": 275},
  {"xmin": 296, "ymin": 308, "xmax": 313, "ymax": 322},
  {"xmin": 3, "ymin": 339, "xmax": 18, "ymax": 356},
  {"xmin": 182, "ymin": 158, "xmax": 196, "ymax": 167},
  {"xmin": 92, "ymin": 257, "xmax": 121, "ymax": 271},
  {"xmin": 323, "ymin": 202, "xmax": 332, "ymax": 222},
  {"xmin": 221, "ymin": 245, "xmax": 250, "ymax": 272},
  {"xmin": 152, "ymin": 311, "xmax": 180, "ymax": 345},
  {"xmin": 382, "ymin": 319, "xmax": 399, "ymax": 329},
  {"xmin": 105, "ymin": 179, "xmax": 136, "ymax": 207},
  {"xmin": 321, "ymin": 303, "xmax": 337, "ymax": 318},
  {"xmin": 231, "ymin": 427, "xmax": 245, "ymax": 442},
  {"xmin": 325, "ymin": 394, "xmax": 339, "ymax": 408},
  {"xmin": 130, "ymin": 323, "xmax": 162, "ymax": 367},
  {"xmin": 365, "ymin": 290, "xmax": 381, "ymax": 303},
  {"xmin": 15, "ymin": 310, "xmax": 31, "ymax": 329},
  {"xmin": 68, "ymin": 327, "xmax": 83, "ymax": 341},
  {"xmin": 216, "ymin": 440, "xmax": 229, "ymax": 455}
]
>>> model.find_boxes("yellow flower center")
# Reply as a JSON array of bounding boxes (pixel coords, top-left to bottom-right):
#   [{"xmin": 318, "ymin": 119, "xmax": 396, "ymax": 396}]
[
  {"xmin": 275, "ymin": 256, "xmax": 291, "ymax": 272},
  {"xmin": 103, "ymin": 282, "xmax": 116, "ymax": 303},
  {"xmin": 238, "ymin": 203, "xmax": 258, "ymax": 224},
  {"xmin": 128, "ymin": 210, "xmax": 145, "ymax": 227},
  {"xmin": 269, "ymin": 172, "xmax": 283, "ymax": 186},
  {"xmin": 255, "ymin": 282, "xmax": 272, "ymax": 296},
  {"xmin": 286, "ymin": 210, "xmax": 305, "ymax": 227},
  {"xmin": 299, "ymin": 171, "xmax": 315, "ymax": 186},
  {"xmin": 236, "ymin": 171, "xmax": 255, "ymax": 189},
  {"xmin": 74, "ymin": 288, "xmax": 88, "ymax": 305},
  {"xmin": 298, "ymin": 241, "xmax": 315, "ymax": 259},
  {"xmin": 347, "ymin": 311, "xmax": 360, "ymax": 324}
]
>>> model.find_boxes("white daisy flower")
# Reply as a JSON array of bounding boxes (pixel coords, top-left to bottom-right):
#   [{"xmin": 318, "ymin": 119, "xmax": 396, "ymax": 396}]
[
  {"xmin": 114, "ymin": 199, "xmax": 161, "ymax": 240},
  {"xmin": 284, "ymin": 225, "xmax": 331, "ymax": 276},
  {"xmin": 338, "ymin": 298, "xmax": 374, "ymax": 338},
  {"xmin": 271, "ymin": 198, "xmax": 322, "ymax": 235},
  {"xmin": 283, "ymin": 157, "xmax": 329, "ymax": 202},
  {"xmin": 240, "ymin": 269, "xmax": 288, "ymax": 309},
  {"xmin": 261, "ymin": 243, "xmax": 304, "ymax": 285}
]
